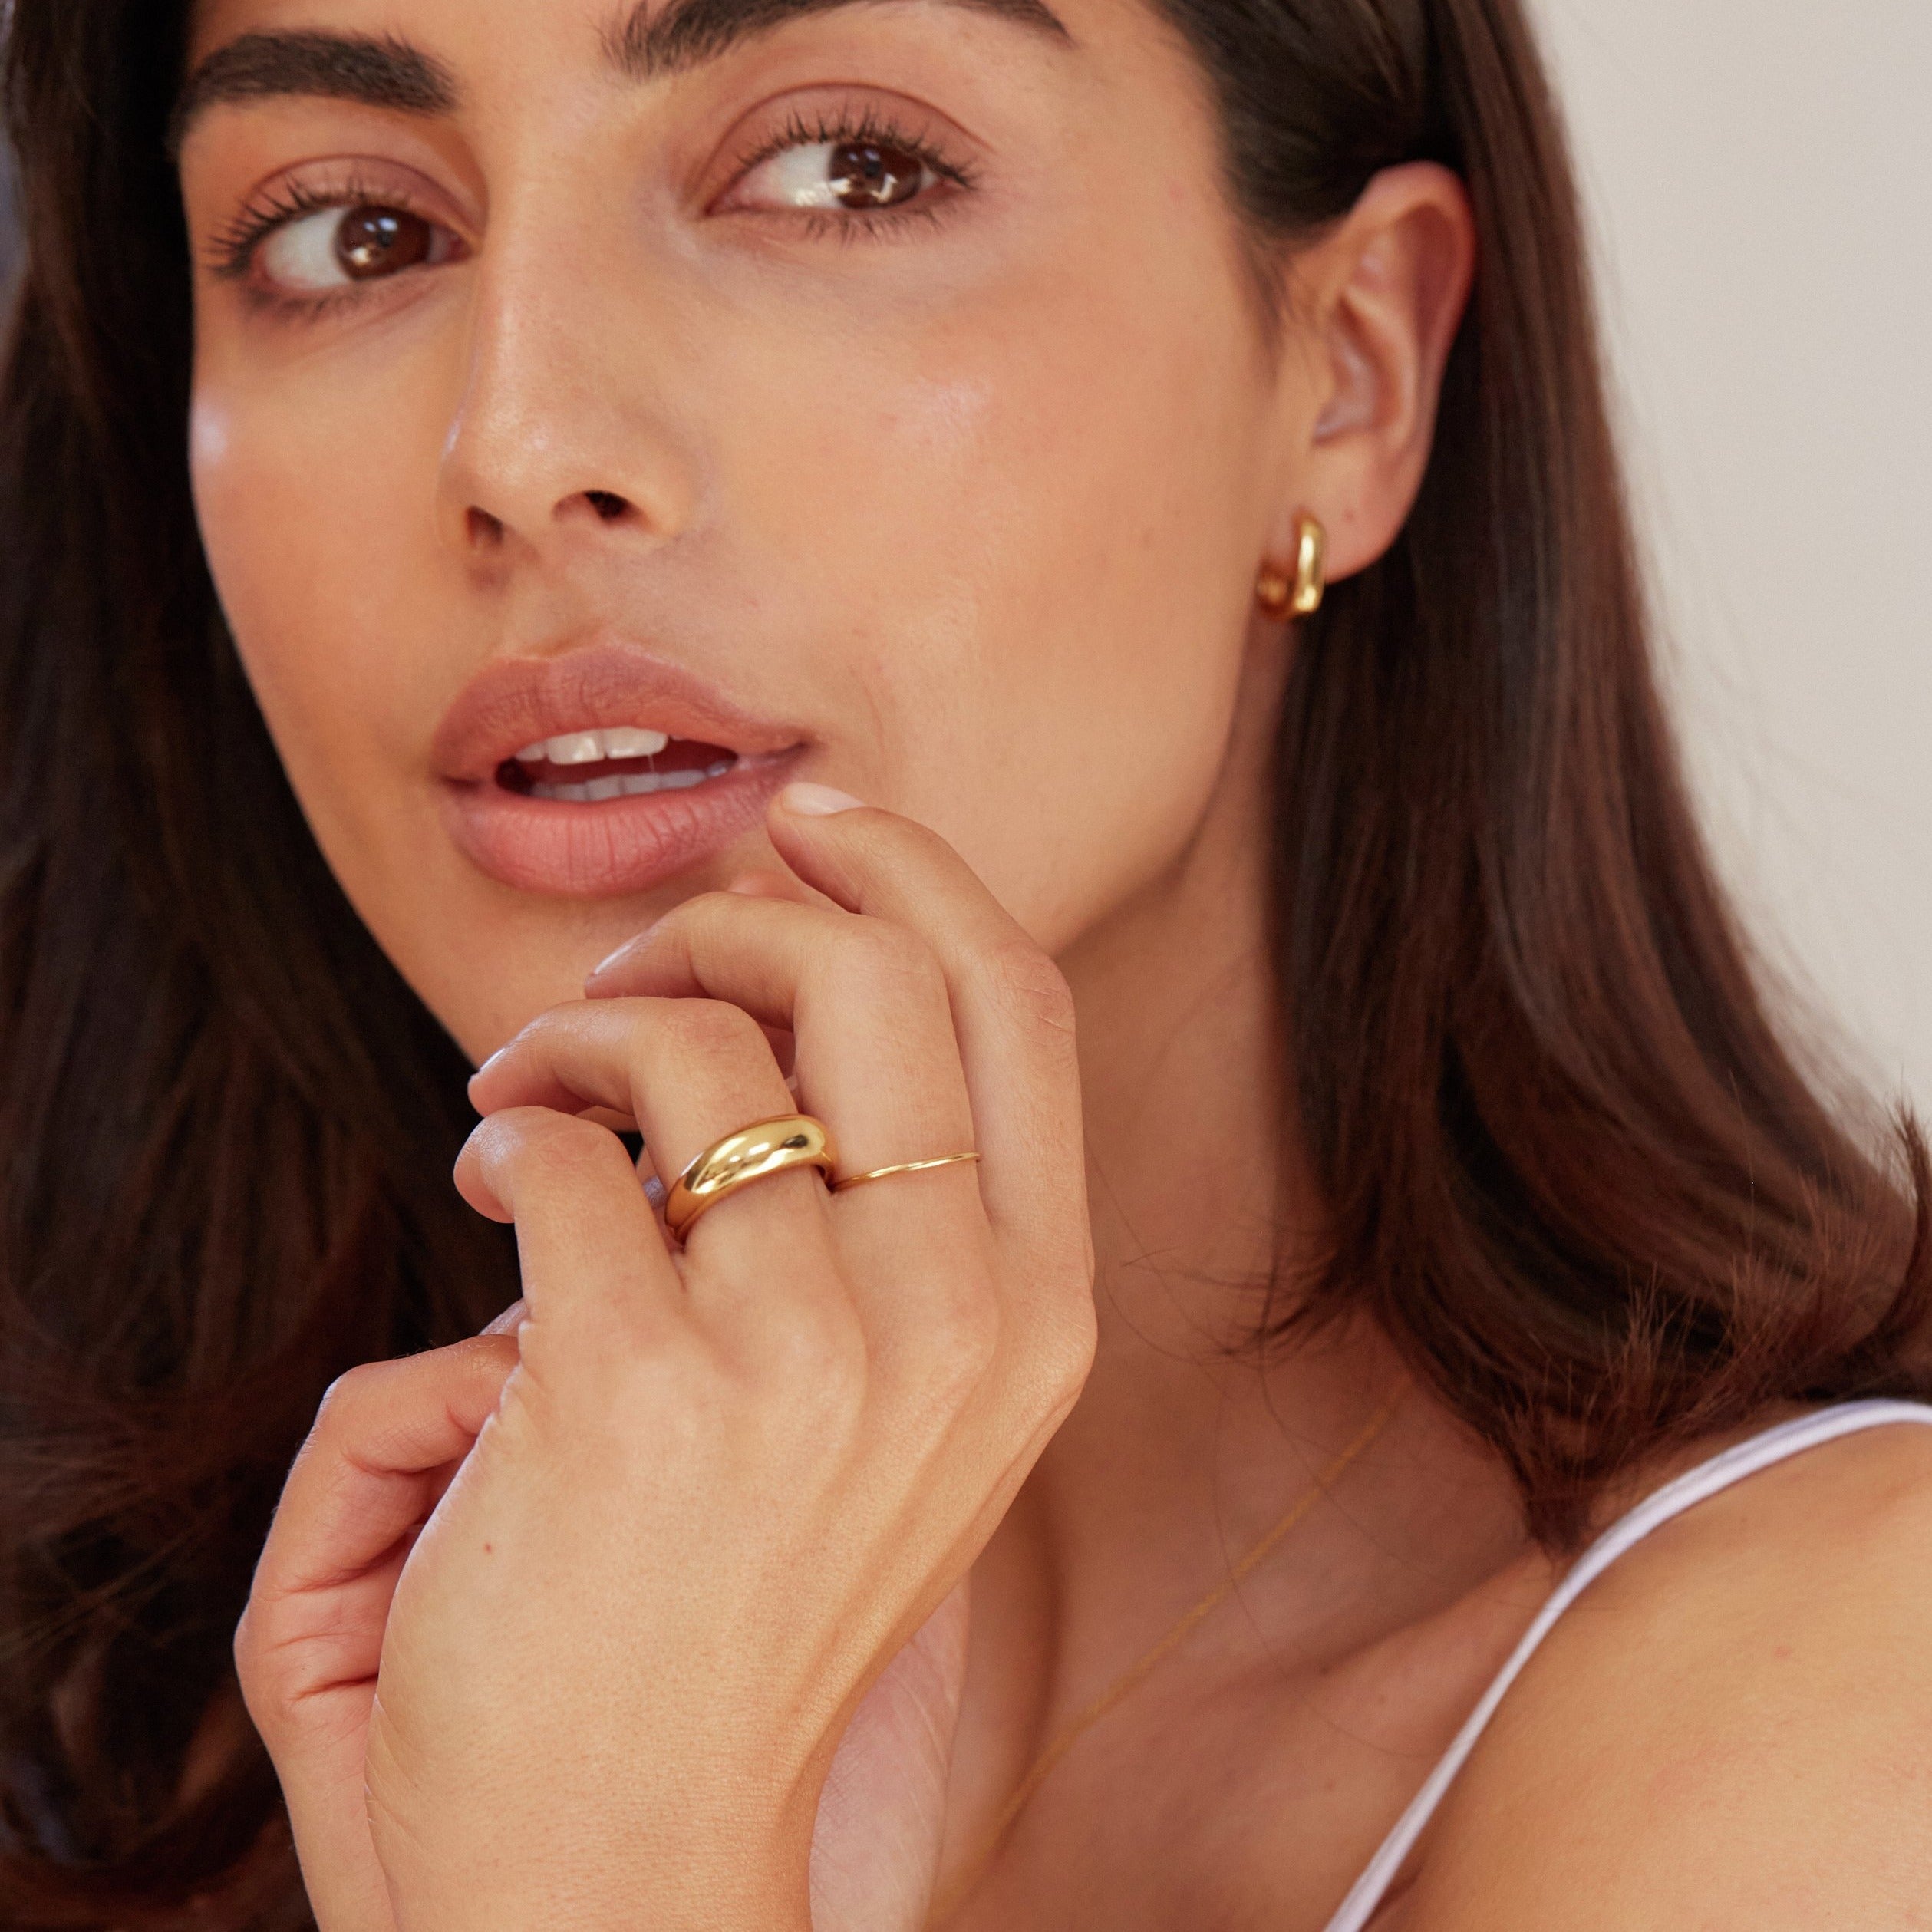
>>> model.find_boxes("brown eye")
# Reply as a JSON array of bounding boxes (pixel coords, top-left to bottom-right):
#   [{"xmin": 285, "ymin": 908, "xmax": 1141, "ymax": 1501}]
[
  {"xmin": 335, "ymin": 206, "xmax": 434, "ymax": 280},
  {"xmin": 728, "ymin": 124, "xmax": 957, "ymax": 222},
  {"xmin": 825, "ymin": 141, "xmax": 927, "ymax": 211}
]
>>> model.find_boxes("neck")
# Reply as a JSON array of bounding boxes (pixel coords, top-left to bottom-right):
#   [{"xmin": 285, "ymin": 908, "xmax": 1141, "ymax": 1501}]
[
  {"xmin": 1029, "ymin": 655, "xmax": 1390, "ymax": 1608},
  {"xmin": 974, "ymin": 638, "xmax": 1525, "ymax": 1736}
]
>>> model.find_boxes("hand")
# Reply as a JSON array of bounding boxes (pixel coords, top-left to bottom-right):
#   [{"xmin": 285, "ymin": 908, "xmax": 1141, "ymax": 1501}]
[
  {"xmin": 232, "ymin": 1327, "xmax": 520, "ymax": 1932},
  {"xmin": 236, "ymin": 1328, "xmax": 973, "ymax": 1932},
  {"xmin": 248, "ymin": 793, "xmax": 1095, "ymax": 1932}
]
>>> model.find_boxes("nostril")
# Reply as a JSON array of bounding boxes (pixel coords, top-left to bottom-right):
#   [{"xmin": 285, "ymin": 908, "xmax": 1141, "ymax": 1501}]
[
  {"xmin": 466, "ymin": 506, "xmax": 506, "ymax": 548},
  {"xmin": 582, "ymin": 490, "xmax": 633, "ymax": 524}
]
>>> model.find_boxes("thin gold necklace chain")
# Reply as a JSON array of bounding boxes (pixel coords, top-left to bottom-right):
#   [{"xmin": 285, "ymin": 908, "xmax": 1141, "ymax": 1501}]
[{"xmin": 928, "ymin": 1398, "xmax": 1400, "ymax": 1924}]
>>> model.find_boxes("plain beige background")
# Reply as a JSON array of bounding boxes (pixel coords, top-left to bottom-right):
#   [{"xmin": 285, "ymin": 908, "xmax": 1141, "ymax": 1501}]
[
  {"xmin": 1531, "ymin": 0, "xmax": 1932, "ymax": 1111},
  {"xmin": 2, "ymin": 5, "xmax": 1924, "ymax": 1103}
]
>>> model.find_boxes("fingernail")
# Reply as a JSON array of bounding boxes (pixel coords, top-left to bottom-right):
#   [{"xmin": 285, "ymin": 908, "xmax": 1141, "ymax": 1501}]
[
  {"xmin": 590, "ymin": 938, "xmax": 633, "ymax": 978},
  {"xmin": 589, "ymin": 922, "xmax": 658, "ymax": 981},
  {"xmin": 473, "ymin": 1044, "xmax": 509, "ymax": 1083},
  {"xmin": 779, "ymin": 781, "xmax": 865, "ymax": 816}
]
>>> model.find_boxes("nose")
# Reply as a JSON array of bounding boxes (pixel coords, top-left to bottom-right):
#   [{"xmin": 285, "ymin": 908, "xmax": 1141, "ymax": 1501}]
[{"xmin": 436, "ymin": 223, "xmax": 701, "ymax": 569}]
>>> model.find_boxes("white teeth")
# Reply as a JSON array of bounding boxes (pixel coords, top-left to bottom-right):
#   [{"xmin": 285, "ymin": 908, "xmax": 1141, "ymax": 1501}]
[
  {"xmin": 543, "ymin": 731, "xmax": 604, "ymax": 766},
  {"xmin": 601, "ymin": 726, "xmax": 671, "ymax": 759},
  {"xmin": 515, "ymin": 726, "xmax": 674, "ymax": 767},
  {"xmin": 529, "ymin": 765, "xmax": 720, "ymax": 803}
]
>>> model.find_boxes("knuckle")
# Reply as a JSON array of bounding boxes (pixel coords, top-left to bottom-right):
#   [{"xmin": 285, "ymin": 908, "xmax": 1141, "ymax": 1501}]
[
  {"xmin": 1002, "ymin": 1280, "xmax": 1096, "ymax": 1422},
  {"xmin": 231, "ymin": 1605, "xmax": 261, "ymax": 1679},
  {"xmin": 645, "ymin": 891, "xmax": 724, "ymax": 949},
  {"xmin": 984, "ymin": 940, "xmax": 1077, "ymax": 1043},
  {"xmin": 608, "ymin": 1333, "xmax": 714, "ymax": 1421},
  {"xmin": 894, "ymin": 816, "xmax": 964, "ymax": 874},
  {"xmin": 232, "ymin": 1610, "xmax": 302, "ymax": 1742},
  {"xmin": 911, "ymin": 1291, "xmax": 1001, "ymax": 1405},
  {"xmin": 844, "ymin": 918, "xmax": 942, "ymax": 994},
  {"xmin": 493, "ymin": 1000, "xmax": 580, "ymax": 1058},
  {"xmin": 746, "ymin": 1299, "xmax": 868, "ymax": 1405},
  {"xmin": 661, "ymin": 997, "xmax": 766, "ymax": 1063},
  {"xmin": 231, "ymin": 1611, "xmax": 280, "ymax": 1723},
  {"xmin": 313, "ymin": 1360, "xmax": 384, "ymax": 1430},
  {"xmin": 449, "ymin": 1331, "xmax": 519, "ymax": 1397},
  {"xmin": 1039, "ymin": 1299, "xmax": 1099, "ymax": 1409},
  {"xmin": 514, "ymin": 1109, "xmax": 625, "ymax": 1179}
]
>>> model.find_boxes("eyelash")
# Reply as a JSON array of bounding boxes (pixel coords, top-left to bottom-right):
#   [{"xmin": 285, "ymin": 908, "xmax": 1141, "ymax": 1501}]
[
  {"xmin": 723, "ymin": 102, "xmax": 978, "ymax": 238},
  {"xmin": 208, "ymin": 104, "xmax": 976, "ymax": 315},
  {"xmin": 206, "ymin": 171, "xmax": 398, "ymax": 318}
]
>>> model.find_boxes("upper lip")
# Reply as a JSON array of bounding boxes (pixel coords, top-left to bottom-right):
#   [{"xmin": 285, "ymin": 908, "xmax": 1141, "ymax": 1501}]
[{"xmin": 434, "ymin": 638, "xmax": 806, "ymax": 783}]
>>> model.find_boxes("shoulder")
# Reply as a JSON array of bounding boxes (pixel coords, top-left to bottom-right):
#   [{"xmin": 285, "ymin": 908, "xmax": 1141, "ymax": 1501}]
[{"xmin": 1404, "ymin": 1409, "xmax": 1932, "ymax": 1930}]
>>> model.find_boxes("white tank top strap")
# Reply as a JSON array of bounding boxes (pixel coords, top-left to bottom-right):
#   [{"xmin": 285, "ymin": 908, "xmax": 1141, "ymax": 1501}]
[{"xmin": 1321, "ymin": 1396, "xmax": 1932, "ymax": 1932}]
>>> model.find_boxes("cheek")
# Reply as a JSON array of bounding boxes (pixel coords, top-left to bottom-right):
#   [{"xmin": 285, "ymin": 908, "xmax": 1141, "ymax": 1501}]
[
  {"xmin": 188, "ymin": 352, "xmax": 456, "ymax": 878},
  {"xmin": 718, "ymin": 255, "xmax": 1268, "ymax": 946}
]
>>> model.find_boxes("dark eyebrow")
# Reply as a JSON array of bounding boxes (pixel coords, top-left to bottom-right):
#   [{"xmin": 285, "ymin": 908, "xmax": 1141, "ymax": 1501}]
[
  {"xmin": 170, "ymin": 31, "xmax": 457, "ymax": 155},
  {"xmin": 610, "ymin": 0, "xmax": 1071, "ymax": 80}
]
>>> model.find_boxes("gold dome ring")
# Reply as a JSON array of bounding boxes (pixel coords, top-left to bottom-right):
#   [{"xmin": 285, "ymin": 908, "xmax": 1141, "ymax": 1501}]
[{"xmin": 661, "ymin": 1114, "xmax": 839, "ymax": 1242}]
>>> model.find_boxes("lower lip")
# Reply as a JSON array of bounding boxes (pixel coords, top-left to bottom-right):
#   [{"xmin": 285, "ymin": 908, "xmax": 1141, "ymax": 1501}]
[{"xmin": 442, "ymin": 750, "xmax": 803, "ymax": 898}]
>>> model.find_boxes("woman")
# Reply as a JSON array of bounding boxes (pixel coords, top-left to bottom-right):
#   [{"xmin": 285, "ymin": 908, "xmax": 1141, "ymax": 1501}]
[{"xmin": 2, "ymin": 0, "xmax": 1929, "ymax": 1923}]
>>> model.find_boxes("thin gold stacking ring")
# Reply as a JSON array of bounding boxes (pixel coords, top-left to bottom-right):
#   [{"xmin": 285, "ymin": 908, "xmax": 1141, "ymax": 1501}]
[
  {"xmin": 830, "ymin": 1151, "xmax": 981, "ymax": 1195},
  {"xmin": 662, "ymin": 1113, "xmax": 839, "ymax": 1241}
]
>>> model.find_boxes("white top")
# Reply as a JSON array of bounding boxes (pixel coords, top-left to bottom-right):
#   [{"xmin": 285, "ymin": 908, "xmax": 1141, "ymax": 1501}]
[{"xmin": 1322, "ymin": 1398, "xmax": 1932, "ymax": 1931}]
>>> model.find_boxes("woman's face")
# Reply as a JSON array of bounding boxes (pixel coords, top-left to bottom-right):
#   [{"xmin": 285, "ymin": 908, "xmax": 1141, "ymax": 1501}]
[{"xmin": 180, "ymin": 0, "xmax": 1316, "ymax": 1060}]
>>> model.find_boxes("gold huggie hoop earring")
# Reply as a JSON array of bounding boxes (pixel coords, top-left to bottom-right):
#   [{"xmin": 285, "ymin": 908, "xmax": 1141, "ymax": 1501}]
[{"xmin": 1255, "ymin": 513, "xmax": 1327, "ymax": 621}]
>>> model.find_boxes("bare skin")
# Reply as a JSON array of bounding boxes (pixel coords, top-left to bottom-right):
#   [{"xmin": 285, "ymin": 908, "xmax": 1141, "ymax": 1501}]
[{"xmin": 181, "ymin": 0, "xmax": 1932, "ymax": 1924}]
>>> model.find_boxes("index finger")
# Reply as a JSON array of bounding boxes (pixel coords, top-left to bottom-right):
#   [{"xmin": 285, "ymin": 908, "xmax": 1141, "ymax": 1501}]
[{"xmin": 592, "ymin": 787, "xmax": 1089, "ymax": 1273}]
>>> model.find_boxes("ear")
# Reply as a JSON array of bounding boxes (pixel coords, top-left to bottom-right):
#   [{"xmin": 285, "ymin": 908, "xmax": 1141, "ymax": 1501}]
[{"xmin": 1264, "ymin": 163, "xmax": 1475, "ymax": 585}]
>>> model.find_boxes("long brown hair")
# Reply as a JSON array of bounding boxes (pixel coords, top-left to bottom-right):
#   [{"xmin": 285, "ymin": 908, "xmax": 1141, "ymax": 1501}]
[{"xmin": 2, "ymin": 0, "xmax": 1924, "ymax": 1924}]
